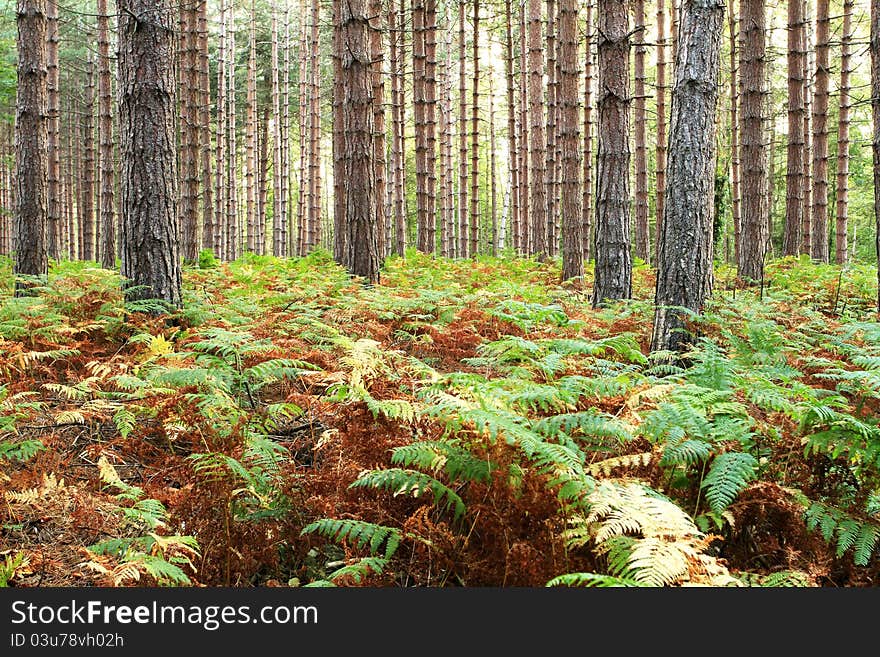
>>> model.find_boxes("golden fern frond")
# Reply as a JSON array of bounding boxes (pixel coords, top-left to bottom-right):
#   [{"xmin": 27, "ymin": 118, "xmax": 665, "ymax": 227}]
[
  {"xmin": 625, "ymin": 538, "xmax": 690, "ymax": 586},
  {"xmin": 588, "ymin": 452, "xmax": 653, "ymax": 478},
  {"xmin": 55, "ymin": 410, "xmax": 86, "ymax": 425},
  {"xmin": 112, "ymin": 563, "xmax": 142, "ymax": 586}
]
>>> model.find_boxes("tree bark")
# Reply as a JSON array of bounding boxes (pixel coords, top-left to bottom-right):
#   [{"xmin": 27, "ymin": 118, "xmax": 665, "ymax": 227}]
[
  {"xmin": 245, "ymin": 0, "xmax": 257, "ymax": 254},
  {"xmin": 82, "ymin": 57, "xmax": 96, "ymax": 263},
  {"xmin": 339, "ymin": 0, "xmax": 380, "ymax": 283},
  {"xmin": 14, "ymin": 0, "xmax": 48, "ymax": 288},
  {"xmin": 811, "ymin": 0, "xmax": 830, "ymax": 262},
  {"xmin": 559, "ymin": 0, "xmax": 582, "ymax": 281},
  {"xmin": 469, "ymin": 0, "xmax": 481, "ymax": 258},
  {"xmin": 528, "ymin": 0, "xmax": 547, "ymax": 260},
  {"xmin": 872, "ymin": 0, "xmax": 880, "ymax": 310},
  {"xmin": 117, "ymin": 0, "xmax": 182, "ymax": 307},
  {"xmin": 505, "ymin": 0, "xmax": 520, "ymax": 255},
  {"xmin": 390, "ymin": 0, "xmax": 406, "ymax": 257},
  {"xmin": 783, "ymin": 0, "xmax": 807, "ymax": 256},
  {"xmin": 652, "ymin": 0, "xmax": 724, "ymax": 354},
  {"xmin": 458, "ymin": 1, "xmax": 469, "ymax": 258},
  {"xmin": 198, "ymin": 0, "xmax": 213, "ymax": 258},
  {"xmin": 593, "ymin": 0, "xmax": 632, "ymax": 307},
  {"xmin": 835, "ymin": 0, "xmax": 853, "ymax": 265},
  {"xmin": 737, "ymin": 0, "xmax": 768, "ymax": 284},
  {"xmin": 97, "ymin": 0, "xmax": 116, "ymax": 270},
  {"xmin": 655, "ymin": 0, "xmax": 668, "ymax": 259},
  {"xmin": 45, "ymin": 0, "xmax": 59, "ymax": 260},
  {"xmin": 634, "ymin": 0, "xmax": 649, "ymax": 263},
  {"xmin": 728, "ymin": 4, "xmax": 741, "ymax": 265}
]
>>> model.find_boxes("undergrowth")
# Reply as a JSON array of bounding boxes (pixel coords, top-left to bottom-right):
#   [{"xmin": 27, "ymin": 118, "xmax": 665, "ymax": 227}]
[{"xmin": 1, "ymin": 251, "xmax": 879, "ymax": 587}]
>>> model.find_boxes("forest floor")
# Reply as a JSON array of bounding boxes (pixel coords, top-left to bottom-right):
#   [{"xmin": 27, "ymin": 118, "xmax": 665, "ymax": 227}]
[{"xmin": 1, "ymin": 250, "xmax": 879, "ymax": 587}]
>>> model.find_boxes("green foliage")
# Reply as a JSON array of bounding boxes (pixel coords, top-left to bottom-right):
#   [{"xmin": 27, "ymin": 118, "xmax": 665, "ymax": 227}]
[
  {"xmin": 701, "ymin": 452, "xmax": 759, "ymax": 514},
  {"xmin": 0, "ymin": 551, "xmax": 29, "ymax": 587},
  {"xmin": 301, "ymin": 519, "xmax": 402, "ymax": 560},
  {"xmin": 0, "ymin": 439, "xmax": 45, "ymax": 464},
  {"xmin": 198, "ymin": 249, "xmax": 220, "ymax": 269},
  {"xmin": 805, "ymin": 502, "xmax": 880, "ymax": 566},
  {"xmin": 349, "ymin": 468, "xmax": 467, "ymax": 521}
]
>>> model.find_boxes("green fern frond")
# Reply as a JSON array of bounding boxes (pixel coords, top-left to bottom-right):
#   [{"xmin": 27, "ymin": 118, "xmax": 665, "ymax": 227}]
[
  {"xmin": 546, "ymin": 572, "xmax": 645, "ymax": 587},
  {"xmin": 349, "ymin": 468, "xmax": 466, "ymax": 521},
  {"xmin": 301, "ymin": 519, "xmax": 402, "ymax": 559},
  {"xmin": 660, "ymin": 439, "xmax": 712, "ymax": 467},
  {"xmin": 390, "ymin": 441, "xmax": 492, "ymax": 483},
  {"xmin": 0, "ymin": 439, "xmax": 45, "ymax": 463},
  {"xmin": 324, "ymin": 557, "xmax": 389, "ymax": 585},
  {"xmin": 701, "ymin": 452, "xmax": 758, "ymax": 513},
  {"xmin": 533, "ymin": 410, "xmax": 633, "ymax": 444}
]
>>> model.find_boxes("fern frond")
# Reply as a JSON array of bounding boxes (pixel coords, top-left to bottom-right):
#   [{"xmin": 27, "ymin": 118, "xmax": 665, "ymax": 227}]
[
  {"xmin": 587, "ymin": 452, "xmax": 653, "ymax": 478},
  {"xmin": 546, "ymin": 572, "xmax": 645, "ymax": 587},
  {"xmin": 301, "ymin": 519, "xmax": 402, "ymax": 559},
  {"xmin": 349, "ymin": 468, "xmax": 466, "ymax": 521},
  {"xmin": 390, "ymin": 441, "xmax": 492, "ymax": 483},
  {"xmin": 701, "ymin": 452, "xmax": 758, "ymax": 513}
]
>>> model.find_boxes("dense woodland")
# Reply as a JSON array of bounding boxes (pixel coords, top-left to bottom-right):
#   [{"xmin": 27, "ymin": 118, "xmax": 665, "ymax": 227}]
[{"xmin": 2, "ymin": 0, "xmax": 880, "ymax": 588}]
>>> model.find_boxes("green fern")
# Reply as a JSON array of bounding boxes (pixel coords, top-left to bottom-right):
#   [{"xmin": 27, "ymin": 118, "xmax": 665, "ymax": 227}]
[
  {"xmin": 390, "ymin": 441, "xmax": 492, "ymax": 484},
  {"xmin": 546, "ymin": 572, "xmax": 645, "ymax": 587},
  {"xmin": 301, "ymin": 519, "xmax": 402, "ymax": 559},
  {"xmin": 701, "ymin": 452, "xmax": 758, "ymax": 514},
  {"xmin": 0, "ymin": 439, "xmax": 45, "ymax": 463},
  {"xmin": 805, "ymin": 502, "xmax": 880, "ymax": 566},
  {"xmin": 349, "ymin": 468, "xmax": 466, "ymax": 521}
]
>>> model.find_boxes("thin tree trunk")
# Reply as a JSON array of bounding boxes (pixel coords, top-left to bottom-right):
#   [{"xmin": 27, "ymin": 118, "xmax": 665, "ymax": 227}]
[
  {"xmin": 528, "ymin": 0, "xmax": 546, "ymax": 260},
  {"xmin": 306, "ymin": 0, "xmax": 319, "ymax": 255},
  {"xmin": 803, "ymin": 1, "xmax": 813, "ymax": 256},
  {"xmin": 489, "ymin": 73, "xmax": 498, "ymax": 256},
  {"xmin": 655, "ymin": 0, "xmax": 667, "ymax": 259},
  {"xmin": 728, "ymin": 3, "xmax": 741, "ymax": 266},
  {"xmin": 458, "ymin": 1, "xmax": 469, "ymax": 258},
  {"xmin": 390, "ymin": 0, "xmax": 406, "ymax": 257},
  {"xmin": 83, "ymin": 57, "xmax": 96, "ymax": 262},
  {"xmin": 783, "ymin": 0, "xmax": 807, "ymax": 256},
  {"xmin": 179, "ymin": 0, "xmax": 200, "ymax": 263},
  {"xmin": 226, "ymin": 5, "xmax": 239, "ymax": 262},
  {"xmin": 118, "ymin": 0, "xmax": 181, "ymax": 307},
  {"xmin": 46, "ymin": 0, "xmax": 58, "ymax": 260},
  {"xmin": 737, "ymin": 0, "xmax": 768, "ymax": 283},
  {"xmin": 258, "ymin": 106, "xmax": 269, "ymax": 254},
  {"xmin": 371, "ymin": 0, "xmax": 388, "ymax": 260},
  {"xmin": 873, "ymin": 0, "xmax": 880, "ymax": 309},
  {"xmin": 559, "ymin": 0, "xmax": 582, "ymax": 281},
  {"xmin": 198, "ymin": 0, "xmax": 213, "ymax": 258},
  {"xmin": 413, "ymin": 0, "xmax": 428, "ymax": 252},
  {"xmin": 593, "ymin": 0, "xmax": 632, "ymax": 306},
  {"xmin": 519, "ymin": 0, "xmax": 530, "ymax": 253},
  {"xmin": 835, "ymin": 0, "xmax": 853, "ymax": 265},
  {"xmin": 504, "ymin": 0, "xmax": 520, "ymax": 256},
  {"xmin": 811, "ymin": 0, "xmax": 830, "ymax": 262},
  {"xmin": 652, "ymin": 0, "xmax": 724, "ymax": 353},
  {"xmin": 97, "ymin": 0, "xmax": 115, "ymax": 270},
  {"xmin": 469, "ymin": 0, "xmax": 481, "ymax": 258},
  {"xmin": 583, "ymin": 2, "xmax": 595, "ymax": 261},
  {"xmin": 271, "ymin": 10, "xmax": 283, "ymax": 257},
  {"xmin": 546, "ymin": 0, "xmax": 558, "ymax": 257},
  {"xmin": 246, "ymin": 0, "xmax": 257, "ymax": 254},
  {"xmin": 634, "ymin": 0, "xmax": 649, "ymax": 263},
  {"xmin": 215, "ymin": 0, "xmax": 228, "ymax": 257},
  {"xmin": 426, "ymin": 0, "xmax": 438, "ymax": 256},
  {"xmin": 14, "ymin": 0, "xmax": 48, "ymax": 288}
]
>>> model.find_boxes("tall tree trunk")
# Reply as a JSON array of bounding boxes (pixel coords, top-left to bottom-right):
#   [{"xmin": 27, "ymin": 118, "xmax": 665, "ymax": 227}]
[
  {"xmin": 469, "ymin": 0, "xmax": 481, "ymax": 258},
  {"xmin": 518, "ymin": 0, "xmax": 529, "ymax": 253},
  {"xmin": 528, "ymin": 0, "xmax": 547, "ymax": 260},
  {"xmin": 98, "ymin": 0, "xmax": 115, "ymax": 270},
  {"xmin": 504, "ymin": 0, "xmax": 520, "ymax": 255},
  {"xmin": 872, "ymin": 0, "xmax": 880, "ymax": 310},
  {"xmin": 413, "ymin": 0, "xmax": 429, "ymax": 252},
  {"xmin": 179, "ymin": 0, "xmax": 200, "ymax": 263},
  {"xmin": 546, "ymin": 0, "xmax": 558, "ymax": 257},
  {"xmin": 371, "ymin": 0, "xmax": 387, "ymax": 260},
  {"xmin": 489, "ymin": 73, "xmax": 498, "ymax": 256},
  {"xmin": 306, "ymin": 0, "xmax": 319, "ymax": 255},
  {"xmin": 45, "ymin": 0, "xmax": 58, "ymax": 260},
  {"xmin": 652, "ymin": 0, "xmax": 724, "ymax": 353},
  {"xmin": 802, "ymin": 2, "xmax": 813, "ymax": 256},
  {"xmin": 245, "ymin": 0, "xmax": 258, "ymax": 254},
  {"xmin": 655, "ymin": 0, "xmax": 667, "ymax": 258},
  {"xmin": 426, "ymin": 0, "xmax": 438, "ymax": 256},
  {"xmin": 118, "ymin": 0, "xmax": 181, "ymax": 307},
  {"xmin": 737, "ymin": 0, "xmax": 768, "ymax": 284},
  {"xmin": 634, "ymin": 0, "xmax": 649, "ymax": 263},
  {"xmin": 258, "ymin": 107, "xmax": 269, "ymax": 255},
  {"xmin": 14, "ymin": 0, "xmax": 48, "ymax": 288},
  {"xmin": 559, "ymin": 0, "xmax": 582, "ymax": 281},
  {"xmin": 63, "ymin": 89, "xmax": 74, "ymax": 259},
  {"xmin": 811, "ymin": 0, "xmax": 830, "ymax": 262},
  {"xmin": 82, "ymin": 57, "xmax": 96, "ymax": 262},
  {"xmin": 458, "ymin": 0, "xmax": 469, "ymax": 258},
  {"xmin": 835, "ymin": 0, "xmax": 853, "ymax": 266},
  {"xmin": 215, "ymin": 0, "xmax": 228, "ymax": 257},
  {"xmin": 332, "ymin": 1, "xmax": 346, "ymax": 263},
  {"xmin": 271, "ymin": 10, "xmax": 283, "ymax": 257},
  {"xmin": 593, "ymin": 0, "xmax": 632, "ymax": 307},
  {"xmin": 783, "ymin": 0, "xmax": 807, "ymax": 256},
  {"xmin": 226, "ymin": 5, "xmax": 239, "ymax": 262},
  {"xmin": 198, "ymin": 0, "xmax": 213, "ymax": 258},
  {"xmin": 338, "ymin": 0, "xmax": 380, "ymax": 283},
  {"xmin": 583, "ymin": 1, "xmax": 595, "ymax": 261},
  {"xmin": 390, "ymin": 0, "xmax": 406, "ymax": 257},
  {"xmin": 728, "ymin": 3, "xmax": 741, "ymax": 265}
]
